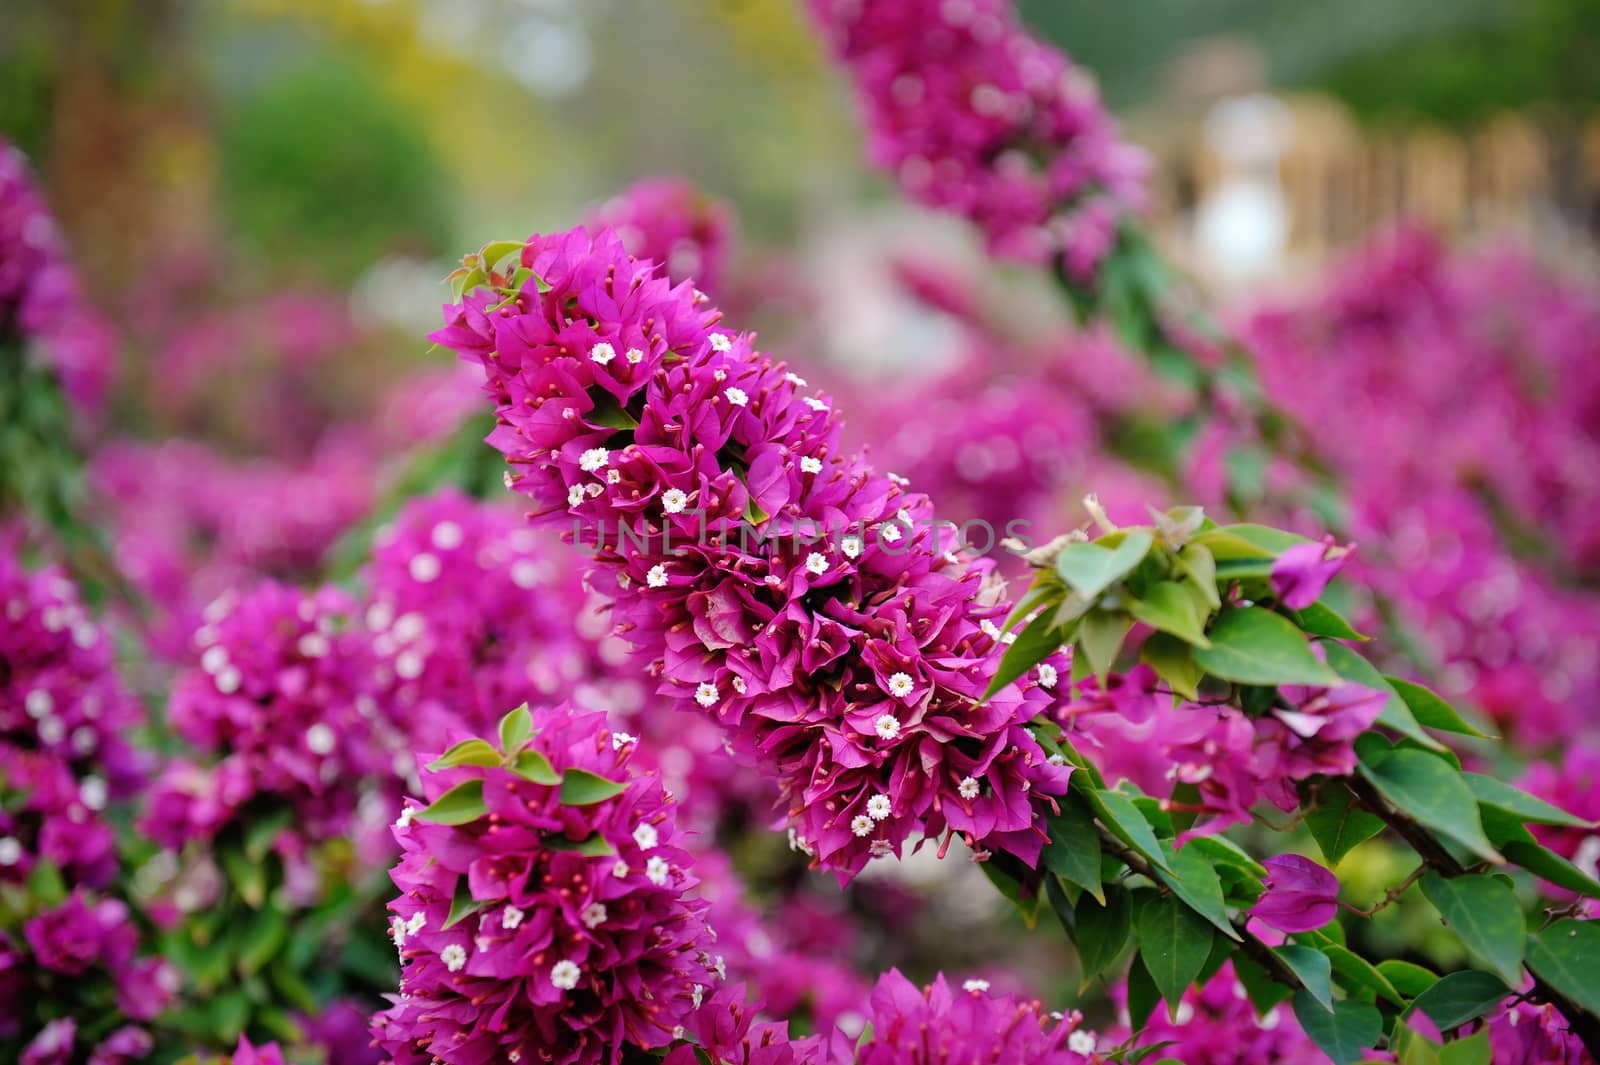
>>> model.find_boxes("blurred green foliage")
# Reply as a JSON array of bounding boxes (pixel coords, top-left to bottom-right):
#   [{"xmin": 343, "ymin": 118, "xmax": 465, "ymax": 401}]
[{"xmin": 219, "ymin": 56, "xmax": 452, "ymax": 282}]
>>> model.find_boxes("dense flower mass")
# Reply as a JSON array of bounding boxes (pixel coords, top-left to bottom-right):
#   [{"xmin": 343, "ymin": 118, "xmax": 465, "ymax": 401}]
[
  {"xmin": 587, "ymin": 177, "xmax": 734, "ymax": 294},
  {"xmin": 806, "ymin": 0, "xmax": 1147, "ymax": 278},
  {"xmin": 1112, "ymin": 961, "xmax": 1320, "ymax": 1064},
  {"xmin": 151, "ymin": 579, "xmax": 391, "ymax": 846},
  {"xmin": 433, "ymin": 225, "xmax": 1074, "ymax": 877},
  {"xmin": 0, "ymin": 140, "xmax": 115, "ymax": 412},
  {"xmin": 373, "ymin": 703, "xmax": 722, "ymax": 1065}
]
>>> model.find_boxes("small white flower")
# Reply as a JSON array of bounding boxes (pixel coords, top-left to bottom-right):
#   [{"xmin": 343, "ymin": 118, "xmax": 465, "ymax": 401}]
[
  {"xmin": 866, "ymin": 794, "xmax": 892, "ymax": 820},
  {"xmin": 612, "ymin": 860, "xmax": 629, "ymax": 879},
  {"xmin": 805, "ymin": 552, "xmax": 829, "ymax": 576},
  {"xmin": 396, "ymin": 806, "xmax": 416, "ymax": 829},
  {"xmin": 804, "ymin": 396, "xmax": 829, "ymax": 412},
  {"xmin": 405, "ymin": 912, "xmax": 427, "ymax": 936},
  {"xmin": 1037, "ymin": 663, "xmax": 1058, "ymax": 689},
  {"xmin": 568, "ymin": 484, "xmax": 586, "ymax": 507},
  {"xmin": 887, "ymin": 672, "xmax": 915, "ymax": 699},
  {"xmin": 731, "ymin": 676, "xmax": 747, "ymax": 693},
  {"xmin": 788, "ymin": 828, "xmax": 814, "ymax": 856},
  {"xmin": 25, "ymin": 689, "xmax": 52, "ymax": 717},
  {"xmin": 887, "ymin": 472, "xmax": 910, "ymax": 486},
  {"xmin": 874, "ymin": 714, "xmax": 901, "ymax": 741},
  {"xmin": 586, "ymin": 482, "xmax": 604, "ymax": 498},
  {"xmin": 724, "ymin": 386, "xmax": 749, "ymax": 407},
  {"xmin": 440, "ymin": 944, "xmax": 468, "ymax": 972},
  {"xmin": 648, "ymin": 564, "xmax": 670, "ymax": 588},
  {"xmin": 580, "ymin": 902, "xmax": 608, "ymax": 929},
  {"xmin": 1047, "ymin": 753, "xmax": 1067, "ymax": 766},
  {"xmin": 590, "ymin": 342, "xmax": 616, "ymax": 365},
  {"xmin": 297, "ymin": 632, "xmax": 330, "ymax": 658},
  {"xmin": 1259, "ymin": 1007, "xmax": 1281, "ymax": 1031},
  {"xmin": 395, "ymin": 650, "xmax": 425, "ymax": 680},
  {"xmin": 881, "ymin": 523, "xmax": 903, "ymax": 544},
  {"xmin": 579, "ymin": 448, "xmax": 610, "ymax": 473},
  {"xmin": 979, "ymin": 619, "xmax": 1001, "ymax": 640},
  {"xmin": 503, "ymin": 470, "xmax": 516, "ymax": 490},
  {"xmin": 712, "ymin": 955, "xmax": 727, "ymax": 980},
  {"xmin": 850, "ymin": 814, "xmax": 874, "ymax": 837},
  {"xmin": 646, "ymin": 856, "xmax": 671, "ymax": 885},
  {"xmin": 633, "ymin": 823, "xmax": 659, "ymax": 850},
  {"xmin": 709, "ymin": 333, "xmax": 732, "ymax": 352},
  {"xmin": 661, "ymin": 488, "xmax": 688, "ymax": 513},
  {"xmin": 1067, "ymin": 1030, "xmax": 1097, "ymax": 1054},
  {"xmin": 38, "ymin": 716, "xmax": 64, "ymax": 745},
  {"xmin": 612, "ymin": 731, "xmax": 636, "ymax": 750},
  {"xmin": 80, "ymin": 776, "xmax": 107, "ymax": 811},
  {"xmin": 1175, "ymin": 1001, "xmax": 1195, "ymax": 1025},
  {"xmin": 409, "ymin": 552, "xmax": 441, "ymax": 583},
  {"xmin": 499, "ymin": 904, "xmax": 525, "ymax": 930},
  {"xmin": 625, "ymin": 347, "xmax": 645, "ymax": 364},
  {"xmin": 431, "ymin": 520, "xmax": 464, "ymax": 550},
  {"xmin": 216, "ymin": 667, "xmax": 242, "ymax": 694},
  {"xmin": 606, "ymin": 469, "xmax": 622, "ymax": 484},
  {"xmin": 785, "ymin": 372, "xmax": 808, "ymax": 386},
  {"xmin": 958, "ymin": 776, "xmax": 981, "ymax": 800},
  {"xmin": 1001, "ymin": 631, "xmax": 1017, "ymax": 645},
  {"xmin": 550, "ymin": 959, "xmax": 582, "ymax": 990},
  {"xmin": 0, "ymin": 838, "xmax": 20, "ymax": 866},
  {"xmin": 962, "ymin": 979, "xmax": 990, "ymax": 993},
  {"xmin": 841, "ymin": 536, "xmax": 863, "ymax": 559},
  {"xmin": 70, "ymin": 726, "xmax": 96, "ymax": 755},
  {"xmin": 694, "ymin": 682, "xmax": 719, "ymax": 707},
  {"xmin": 870, "ymin": 839, "xmax": 893, "ymax": 858},
  {"xmin": 800, "ymin": 456, "xmax": 823, "ymax": 474},
  {"xmin": 692, "ymin": 983, "xmax": 705, "ymax": 1008},
  {"xmin": 305, "ymin": 723, "xmax": 337, "ymax": 756}
]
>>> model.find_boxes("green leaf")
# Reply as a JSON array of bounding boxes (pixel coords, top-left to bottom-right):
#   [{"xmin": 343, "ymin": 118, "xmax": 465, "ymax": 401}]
[
  {"xmin": 1275, "ymin": 944, "xmax": 1334, "ymax": 1010},
  {"xmin": 1438, "ymin": 1030, "xmax": 1490, "ymax": 1065},
  {"xmin": 219, "ymin": 846, "xmax": 268, "ymax": 909},
  {"xmin": 1135, "ymin": 893, "xmax": 1214, "ymax": 1015},
  {"xmin": 1525, "ymin": 919, "xmax": 1600, "ymax": 1016},
  {"xmin": 242, "ymin": 808, "xmax": 295, "ymax": 862},
  {"xmin": 1233, "ymin": 953, "xmax": 1294, "ymax": 1014},
  {"xmin": 498, "ymin": 704, "xmax": 534, "ymax": 755},
  {"xmin": 1323, "ymin": 643, "xmax": 1444, "ymax": 752},
  {"xmin": 1463, "ymin": 774, "xmax": 1593, "ymax": 828},
  {"xmin": 1153, "ymin": 841, "xmax": 1241, "ymax": 941},
  {"xmin": 1324, "ymin": 944, "xmax": 1406, "ymax": 1006},
  {"xmin": 417, "ymin": 780, "xmax": 487, "ymax": 825},
  {"xmin": 1291, "ymin": 992, "xmax": 1382, "ymax": 1065},
  {"xmin": 1129, "ymin": 581, "xmax": 1212, "ymax": 647},
  {"xmin": 237, "ymin": 908, "xmax": 288, "ymax": 976},
  {"xmin": 428, "ymin": 738, "xmax": 502, "ymax": 771},
  {"xmin": 588, "ymin": 390, "xmax": 640, "ymax": 429},
  {"xmin": 1393, "ymin": 1021, "xmax": 1443, "ymax": 1065},
  {"xmin": 1140, "ymin": 631, "xmax": 1203, "ymax": 700},
  {"xmin": 1043, "ymin": 797, "xmax": 1103, "ymax": 903},
  {"xmin": 1175, "ymin": 543, "xmax": 1220, "ymax": 610},
  {"xmin": 26, "ymin": 859, "xmax": 66, "ymax": 908},
  {"xmin": 1186, "ymin": 834, "xmax": 1268, "ymax": 880},
  {"xmin": 209, "ymin": 989, "xmax": 252, "ymax": 1044},
  {"xmin": 545, "ymin": 833, "xmax": 618, "ymax": 857},
  {"xmin": 1377, "ymin": 959, "xmax": 1440, "ymax": 999},
  {"xmin": 1054, "ymin": 530, "xmax": 1153, "ymax": 599},
  {"xmin": 1078, "ymin": 610, "xmax": 1133, "ymax": 680},
  {"xmin": 1405, "ymin": 970, "xmax": 1508, "ymax": 1030},
  {"xmin": 512, "ymin": 747, "xmax": 562, "ymax": 785},
  {"xmin": 1126, "ymin": 951, "xmax": 1161, "ymax": 1029},
  {"xmin": 1501, "ymin": 839, "xmax": 1600, "ymax": 897},
  {"xmin": 985, "ymin": 608, "xmax": 1063, "ymax": 699},
  {"xmin": 1306, "ymin": 786, "xmax": 1387, "ymax": 865},
  {"xmin": 1192, "ymin": 607, "xmax": 1342, "ymax": 687},
  {"xmin": 444, "ymin": 876, "xmax": 492, "ymax": 930},
  {"xmin": 1214, "ymin": 523, "xmax": 1311, "ymax": 555},
  {"xmin": 1074, "ymin": 884, "xmax": 1133, "ymax": 985},
  {"xmin": 1294, "ymin": 601, "xmax": 1367, "ymax": 640},
  {"xmin": 1419, "ymin": 873, "xmax": 1525, "ymax": 987},
  {"xmin": 1387, "ymin": 678, "xmax": 1489, "ymax": 739},
  {"xmin": 1357, "ymin": 749, "xmax": 1500, "ymax": 863},
  {"xmin": 1091, "ymin": 789, "xmax": 1174, "ymax": 874},
  {"xmin": 559, "ymin": 768, "xmax": 627, "ymax": 806}
]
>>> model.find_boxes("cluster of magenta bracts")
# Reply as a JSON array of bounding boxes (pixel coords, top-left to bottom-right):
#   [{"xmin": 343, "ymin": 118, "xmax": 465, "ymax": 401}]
[
  {"xmin": 434, "ymin": 225, "xmax": 1077, "ymax": 877},
  {"xmin": 806, "ymin": 0, "xmax": 1147, "ymax": 279}
]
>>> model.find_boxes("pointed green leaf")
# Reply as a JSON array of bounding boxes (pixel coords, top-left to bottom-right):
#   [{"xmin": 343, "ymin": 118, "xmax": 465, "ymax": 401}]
[
  {"xmin": 1043, "ymin": 797, "xmax": 1103, "ymax": 903},
  {"xmin": 1323, "ymin": 944, "xmax": 1406, "ymax": 1006},
  {"xmin": 1135, "ymin": 893, "xmax": 1213, "ymax": 1015},
  {"xmin": 444, "ymin": 877, "xmax": 492, "ymax": 930},
  {"xmin": 546, "ymin": 833, "xmax": 618, "ymax": 857},
  {"xmin": 1501, "ymin": 840, "xmax": 1600, "ymax": 897},
  {"xmin": 1358, "ymin": 749, "xmax": 1500, "ymax": 863},
  {"xmin": 1420, "ymin": 873, "xmax": 1525, "ymax": 987},
  {"xmin": 1140, "ymin": 631, "xmax": 1203, "ymax": 700},
  {"xmin": 1377, "ymin": 960, "xmax": 1439, "ymax": 999},
  {"xmin": 417, "ymin": 780, "xmax": 487, "ymax": 825},
  {"xmin": 1323, "ymin": 643, "xmax": 1444, "ymax": 752},
  {"xmin": 219, "ymin": 846, "xmax": 267, "ymax": 909},
  {"xmin": 428, "ymin": 738, "xmax": 502, "ymax": 771},
  {"xmin": 1233, "ymin": 953, "xmax": 1294, "ymax": 1014},
  {"xmin": 1386, "ymin": 678, "xmax": 1489, "ymax": 739},
  {"xmin": 1405, "ymin": 970, "xmax": 1508, "ymax": 1030},
  {"xmin": 559, "ymin": 768, "xmax": 627, "ymax": 806},
  {"xmin": 1306, "ymin": 787, "xmax": 1387, "ymax": 865},
  {"xmin": 1078, "ymin": 610, "xmax": 1133, "ymax": 680},
  {"xmin": 1074, "ymin": 883, "xmax": 1133, "ymax": 986},
  {"xmin": 1091, "ymin": 789, "xmax": 1174, "ymax": 874},
  {"xmin": 1463, "ymin": 774, "xmax": 1593, "ymax": 828},
  {"xmin": 1175, "ymin": 543, "xmax": 1220, "ymax": 610},
  {"xmin": 1525, "ymin": 919, "xmax": 1600, "ymax": 1016},
  {"xmin": 1438, "ymin": 1030, "xmax": 1490, "ymax": 1065},
  {"xmin": 1129, "ymin": 581, "xmax": 1212, "ymax": 647},
  {"xmin": 1192, "ymin": 607, "xmax": 1342, "ymax": 687},
  {"xmin": 1275, "ymin": 944, "xmax": 1333, "ymax": 1010},
  {"xmin": 1294, "ymin": 601, "xmax": 1367, "ymax": 641},
  {"xmin": 1153, "ymin": 841, "xmax": 1241, "ymax": 941},
  {"xmin": 1054, "ymin": 530, "xmax": 1153, "ymax": 599},
  {"xmin": 513, "ymin": 747, "xmax": 561, "ymax": 786},
  {"xmin": 499, "ymin": 704, "xmax": 534, "ymax": 755},
  {"xmin": 1212, "ymin": 523, "xmax": 1312, "ymax": 555},
  {"xmin": 1126, "ymin": 951, "xmax": 1161, "ymax": 1029},
  {"xmin": 1292, "ymin": 992, "xmax": 1381, "ymax": 1065},
  {"xmin": 237, "ymin": 907, "xmax": 288, "ymax": 976}
]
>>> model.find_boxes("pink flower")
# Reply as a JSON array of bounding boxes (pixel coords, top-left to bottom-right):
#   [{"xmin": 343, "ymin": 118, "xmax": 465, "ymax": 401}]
[
  {"xmin": 1270, "ymin": 535, "xmax": 1354, "ymax": 609},
  {"xmin": 587, "ymin": 177, "xmax": 734, "ymax": 293},
  {"xmin": 225, "ymin": 1037, "xmax": 289, "ymax": 1065},
  {"xmin": 1251, "ymin": 854, "xmax": 1339, "ymax": 933}
]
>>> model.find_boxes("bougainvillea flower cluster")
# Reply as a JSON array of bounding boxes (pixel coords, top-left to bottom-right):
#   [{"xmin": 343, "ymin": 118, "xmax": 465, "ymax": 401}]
[
  {"xmin": 433, "ymin": 226, "xmax": 1074, "ymax": 877},
  {"xmin": 586, "ymin": 177, "xmax": 734, "ymax": 294},
  {"xmin": 0, "ymin": 139, "xmax": 115, "ymax": 412},
  {"xmin": 805, "ymin": 0, "xmax": 1147, "ymax": 279},
  {"xmin": 373, "ymin": 703, "xmax": 722, "ymax": 1065},
  {"xmin": 1112, "ymin": 961, "xmax": 1321, "ymax": 1064}
]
